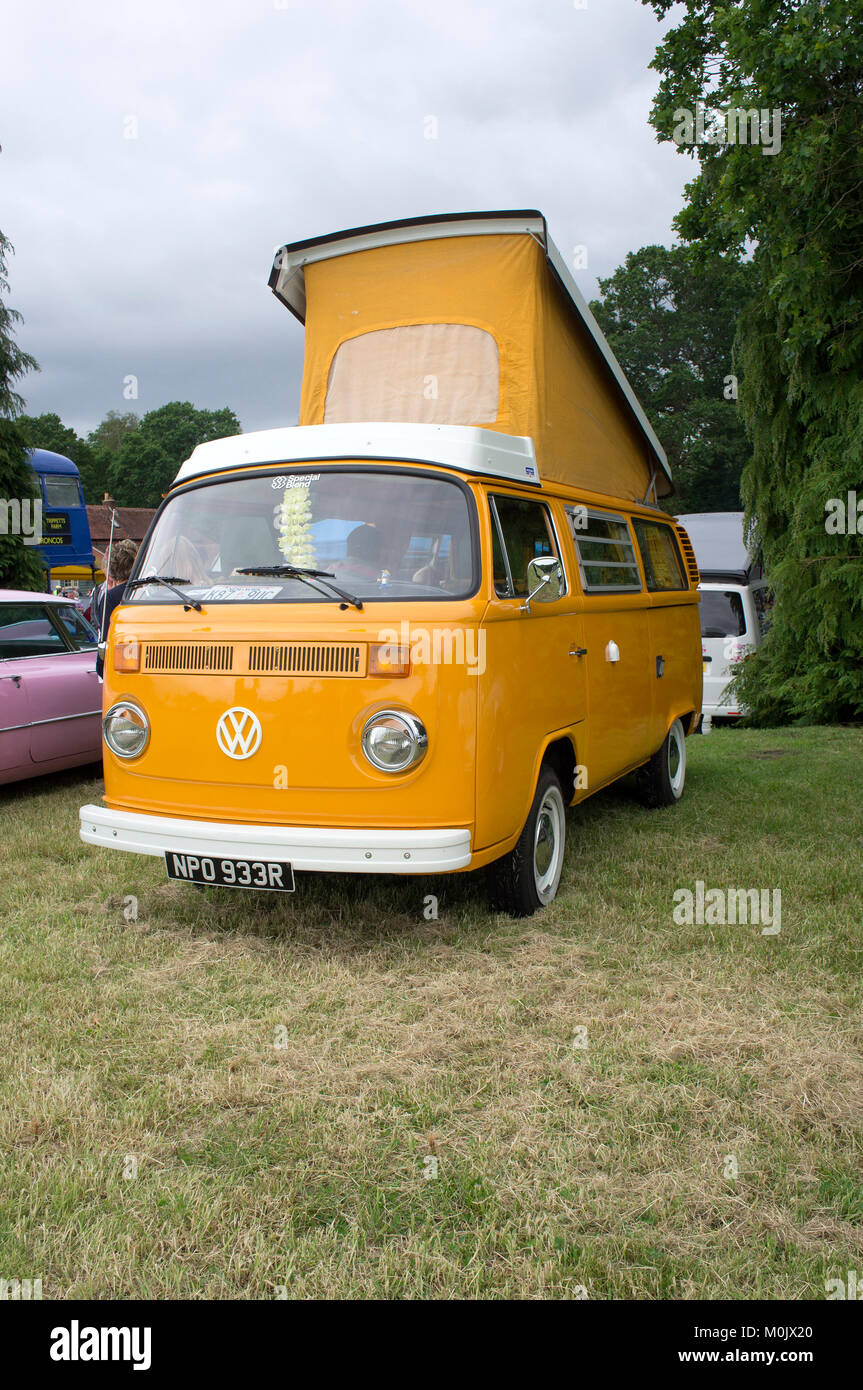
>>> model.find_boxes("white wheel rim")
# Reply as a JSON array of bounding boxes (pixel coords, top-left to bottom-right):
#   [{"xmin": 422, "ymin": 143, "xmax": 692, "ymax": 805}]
[
  {"xmin": 667, "ymin": 719, "xmax": 686, "ymax": 798},
  {"xmin": 533, "ymin": 785, "xmax": 566, "ymax": 903}
]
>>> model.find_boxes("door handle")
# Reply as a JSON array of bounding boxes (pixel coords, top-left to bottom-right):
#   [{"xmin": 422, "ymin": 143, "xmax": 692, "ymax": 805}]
[
  {"xmin": 569, "ymin": 646, "xmax": 587, "ymax": 658},
  {"xmin": 1, "ymin": 675, "xmax": 22, "ymax": 687}
]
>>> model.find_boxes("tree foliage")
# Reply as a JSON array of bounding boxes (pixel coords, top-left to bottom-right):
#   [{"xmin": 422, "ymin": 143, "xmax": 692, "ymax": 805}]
[
  {"xmin": 590, "ymin": 244, "xmax": 755, "ymax": 513},
  {"xmin": 88, "ymin": 409, "xmax": 139, "ymax": 457},
  {"xmin": 13, "ymin": 399, "xmax": 241, "ymax": 512},
  {"xmin": 643, "ymin": 0, "xmax": 863, "ymax": 723},
  {"xmin": 107, "ymin": 401, "xmax": 241, "ymax": 507},
  {"xmin": 0, "ymin": 231, "xmax": 45, "ymax": 590},
  {"xmin": 108, "ymin": 433, "xmax": 173, "ymax": 509},
  {"xmin": 18, "ymin": 411, "xmax": 110, "ymax": 505}
]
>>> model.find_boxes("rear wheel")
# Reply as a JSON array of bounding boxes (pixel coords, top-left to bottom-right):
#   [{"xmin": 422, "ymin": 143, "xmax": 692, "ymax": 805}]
[
  {"xmin": 487, "ymin": 766, "xmax": 567, "ymax": 916},
  {"xmin": 638, "ymin": 717, "xmax": 687, "ymax": 807}
]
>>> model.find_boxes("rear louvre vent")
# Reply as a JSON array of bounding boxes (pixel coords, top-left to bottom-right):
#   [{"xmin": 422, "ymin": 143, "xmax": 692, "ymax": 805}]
[
  {"xmin": 144, "ymin": 643, "xmax": 234, "ymax": 673},
  {"xmin": 675, "ymin": 525, "xmax": 701, "ymax": 587},
  {"xmin": 248, "ymin": 643, "xmax": 365, "ymax": 676}
]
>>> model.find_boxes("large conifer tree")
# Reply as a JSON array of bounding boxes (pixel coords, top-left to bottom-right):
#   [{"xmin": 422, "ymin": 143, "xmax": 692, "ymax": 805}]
[{"xmin": 644, "ymin": 0, "xmax": 863, "ymax": 722}]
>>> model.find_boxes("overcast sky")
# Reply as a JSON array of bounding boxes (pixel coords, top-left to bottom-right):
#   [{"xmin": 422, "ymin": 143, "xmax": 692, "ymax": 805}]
[{"xmin": 2, "ymin": 0, "xmax": 688, "ymax": 439}]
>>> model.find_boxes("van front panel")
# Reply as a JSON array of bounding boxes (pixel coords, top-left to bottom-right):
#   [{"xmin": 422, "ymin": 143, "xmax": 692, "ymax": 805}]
[
  {"xmin": 102, "ymin": 461, "xmax": 487, "ymax": 834},
  {"xmin": 103, "ymin": 604, "xmax": 478, "ymax": 830}
]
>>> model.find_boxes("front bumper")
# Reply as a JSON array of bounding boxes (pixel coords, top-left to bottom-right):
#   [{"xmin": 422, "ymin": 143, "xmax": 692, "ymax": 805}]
[{"xmin": 79, "ymin": 804, "xmax": 472, "ymax": 874}]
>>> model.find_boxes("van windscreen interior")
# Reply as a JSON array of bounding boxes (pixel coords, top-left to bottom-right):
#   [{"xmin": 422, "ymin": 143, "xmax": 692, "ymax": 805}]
[{"xmin": 128, "ymin": 468, "xmax": 476, "ymax": 603}]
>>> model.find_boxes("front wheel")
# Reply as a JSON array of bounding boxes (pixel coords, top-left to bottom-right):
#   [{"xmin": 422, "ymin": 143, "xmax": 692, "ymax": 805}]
[
  {"xmin": 638, "ymin": 716, "xmax": 687, "ymax": 807},
  {"xmin": 486, "ymin": 766, "xmax": 567, "ymax": 916}
]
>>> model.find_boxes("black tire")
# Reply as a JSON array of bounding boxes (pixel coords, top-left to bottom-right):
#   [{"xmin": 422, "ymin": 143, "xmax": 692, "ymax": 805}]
[
  {"xmin": 637, "ymin": 716, "xmax": 687, "ymax": 808},
  {"xmin": 486, "ymin": 766, "xmax": 567, "ymax": 916}
]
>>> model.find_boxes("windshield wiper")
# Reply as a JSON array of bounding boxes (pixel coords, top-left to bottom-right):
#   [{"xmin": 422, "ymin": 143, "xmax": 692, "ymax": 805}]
[
  {"xmin": 236, "ymin": 565, "xmax": 363, "ymax": 611},
  {"xmin": 125, "ymin": 575, "xmax": 203, "ymax": 612}
]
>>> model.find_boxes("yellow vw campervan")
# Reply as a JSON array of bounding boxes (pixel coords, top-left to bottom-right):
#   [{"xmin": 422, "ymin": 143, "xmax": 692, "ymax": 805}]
[{"xmin": 80, "ymin": 211, "xmax": 702, "ymax": 915}]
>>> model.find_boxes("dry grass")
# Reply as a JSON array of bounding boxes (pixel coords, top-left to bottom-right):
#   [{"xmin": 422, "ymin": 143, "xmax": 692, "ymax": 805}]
[{"xmin": 1, "ymin": 724, "xmax": 861, "ymax": 1298}]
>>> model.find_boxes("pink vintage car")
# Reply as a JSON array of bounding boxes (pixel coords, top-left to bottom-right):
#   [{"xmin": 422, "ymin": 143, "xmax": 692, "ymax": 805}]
[{"xmin": 0, "ymin": 589, "xmax": 102, "ymax": 785}]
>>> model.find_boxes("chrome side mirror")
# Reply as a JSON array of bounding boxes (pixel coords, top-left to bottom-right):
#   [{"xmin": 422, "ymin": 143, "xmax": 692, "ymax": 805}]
[{"xmin": 521, "ymin": 556, "xmax": 563, "ymax": 613}]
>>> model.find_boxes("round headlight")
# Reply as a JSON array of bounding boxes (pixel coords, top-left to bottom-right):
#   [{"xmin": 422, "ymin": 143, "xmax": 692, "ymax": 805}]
[
  {"xmin": 103, "ymin": 701, "xmax": 150, "ymax": 759},
  {"xmin": 361, "ymin": 709, "xmax": 428, "ymax": 773}
]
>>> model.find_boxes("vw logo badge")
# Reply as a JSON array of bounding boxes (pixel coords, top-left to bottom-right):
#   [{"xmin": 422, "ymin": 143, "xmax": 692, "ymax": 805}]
[{"xmin": 216, "ymin": 706, "xmax": 262, "ymax": 760}]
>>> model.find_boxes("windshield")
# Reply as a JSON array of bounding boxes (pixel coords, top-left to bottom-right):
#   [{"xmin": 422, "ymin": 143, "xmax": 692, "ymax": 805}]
[
  {"xmin": 42, "ymin": 475, "xmax": 81, "ymax": 508},
  {"xmin": 128, "ymin": 467, "xmax": 477, "ymax": 603}
]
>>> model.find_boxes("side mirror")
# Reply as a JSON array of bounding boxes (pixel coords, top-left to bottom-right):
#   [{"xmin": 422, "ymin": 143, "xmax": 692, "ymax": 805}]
[{"xmin": 521, "ymin": 556, "xmax": 563, "ymax": 612}]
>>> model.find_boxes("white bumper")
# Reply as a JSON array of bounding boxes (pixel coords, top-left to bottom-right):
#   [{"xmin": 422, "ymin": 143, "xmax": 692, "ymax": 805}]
[
  {"xmin": 79, "ymin": 804, "xmax": 472, "ymax": 874},
  {"xmin": 703, "ymin": 675, "xmax": 745, "ymax": 718}
]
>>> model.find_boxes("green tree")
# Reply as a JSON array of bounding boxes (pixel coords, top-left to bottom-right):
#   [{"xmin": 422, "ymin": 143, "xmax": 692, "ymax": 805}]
[
  {"xmin": 0, "ymin": 232, "xmax": 45, "ymax": 590},
  {"xmin": 88, "ymin": 409, "xmax": 139, "ymax": 456},
  {"xmin": 108, "ymin": 433, "xmax": 174, "ymax": 509},
  {"xmin": 643, "ymin": 0, "xmax": 863, "ymax": 723},
  {"xmin": 18, "ymin": 411, "xmax": 110, "ymax": 504},
  {"xmin": 590, "ymin": 244, "xmax": 755, "ymax": 512},
  {"xmin": 107, "ymin": 401, "xmax": 240, "ymax": 506}
]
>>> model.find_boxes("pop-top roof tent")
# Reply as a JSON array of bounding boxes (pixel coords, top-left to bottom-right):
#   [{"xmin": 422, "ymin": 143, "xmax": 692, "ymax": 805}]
[
  {"xmin": 675, "ymin": 512, "xmax": 760, "ymax": 584},
  {"xmin": 268, "ymin": 210, "xmax": 672, "ymax": 502}
]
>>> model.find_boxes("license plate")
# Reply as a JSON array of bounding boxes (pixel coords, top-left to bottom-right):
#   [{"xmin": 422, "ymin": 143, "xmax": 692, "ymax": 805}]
[{"xmin": 164, "ymin": 852, "xmax": 295, "ymax": 891}]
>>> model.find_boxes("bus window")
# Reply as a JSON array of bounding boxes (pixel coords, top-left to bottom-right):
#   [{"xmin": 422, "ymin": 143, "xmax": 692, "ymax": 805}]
[{"xmin": 42, "ymin": 475, "xmax": 82, "ymax": 508}]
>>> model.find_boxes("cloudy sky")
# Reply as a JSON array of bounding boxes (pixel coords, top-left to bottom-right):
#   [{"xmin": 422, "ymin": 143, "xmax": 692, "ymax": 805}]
[{"xmin": 3, "ymin": 0, "xmax": 688, "ymax": 439}]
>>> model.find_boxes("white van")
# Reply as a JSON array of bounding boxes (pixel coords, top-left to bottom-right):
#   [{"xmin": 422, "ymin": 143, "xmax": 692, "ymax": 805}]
[{"xmin": 675, "ymin": 512, "xmax": 770, "ymax": 720}]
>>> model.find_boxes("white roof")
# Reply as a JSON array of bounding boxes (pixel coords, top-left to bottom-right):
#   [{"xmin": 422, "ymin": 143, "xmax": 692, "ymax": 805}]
[
  {"xmin": 675, "ymin": 512, "xmax": 753, "ymax": 574},
  {"xmin": 174, "ymin": 422, "xmax": 540, "ymax": 487}
]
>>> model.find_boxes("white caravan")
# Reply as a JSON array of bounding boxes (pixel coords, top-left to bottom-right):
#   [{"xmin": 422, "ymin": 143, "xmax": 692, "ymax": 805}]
[{"xmin": 676, "ymin": 512, "xmax": 769, "ymax": 721}]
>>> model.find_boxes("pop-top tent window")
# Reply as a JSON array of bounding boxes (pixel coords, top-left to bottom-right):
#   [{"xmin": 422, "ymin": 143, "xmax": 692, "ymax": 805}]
[{"xmin": 324, "ymin": 324, "xmax": 499, "ymax": 426}]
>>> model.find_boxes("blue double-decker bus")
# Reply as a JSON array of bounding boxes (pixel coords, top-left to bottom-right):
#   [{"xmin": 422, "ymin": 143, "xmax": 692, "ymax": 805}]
[{"xmin": 27, "ymin": 448, "xmax": 97, "ymax": 592}]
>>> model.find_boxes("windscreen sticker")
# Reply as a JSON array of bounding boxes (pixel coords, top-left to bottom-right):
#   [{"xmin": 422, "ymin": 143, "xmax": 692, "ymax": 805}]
[
  {"xmin": 270, "ymin": 473, "xmax": 320, "ymax": 490},
  {"xmin": 183, "ymin": 585, "xmax": 285, "ymax": 601}
]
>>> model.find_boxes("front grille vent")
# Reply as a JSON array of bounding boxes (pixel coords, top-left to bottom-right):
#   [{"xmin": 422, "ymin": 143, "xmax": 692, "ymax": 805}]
[
  {"xmin": 141, "ymin": 642, "xmax": 366, "ymax": 676},
  {"xmin": 144, "ymin": 643, "xmax": 234, "ymax": 673},
  {"xmin": 248, "ymin": 643, "xmax": 364, "ymax": 676}
]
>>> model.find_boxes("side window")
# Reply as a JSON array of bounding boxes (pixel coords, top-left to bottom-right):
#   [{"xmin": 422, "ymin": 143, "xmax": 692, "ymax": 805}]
[
  {"xmin": 632, "ymin": 519, "xmax": 687, "ymax": 592},
  {"xmin": 0, "ymin": 604, "xmax": 68, "ymax": 660},
  {"xmin": 54, "ymin": 605, "xmax": 97, "ymax": 649},
  {"xmin": 490, "ymin": 496, "xmax": 560, "ymax": 598},
  {"xmin": 752, "ymin": 585, "xmax": 771, "ymax": 636},
  {"xmin": 490, "ymin": 513, "xmax": 509, "ymax": 594},
  {"xmin": 566, "ymin": 507, "xmax": 641, "ymax": 592}
]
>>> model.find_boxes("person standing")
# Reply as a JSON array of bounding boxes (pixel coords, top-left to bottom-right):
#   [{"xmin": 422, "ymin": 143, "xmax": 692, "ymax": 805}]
[{"xmin": 93, "ymin": 539, "xmax": 139, "ymax": 674}]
